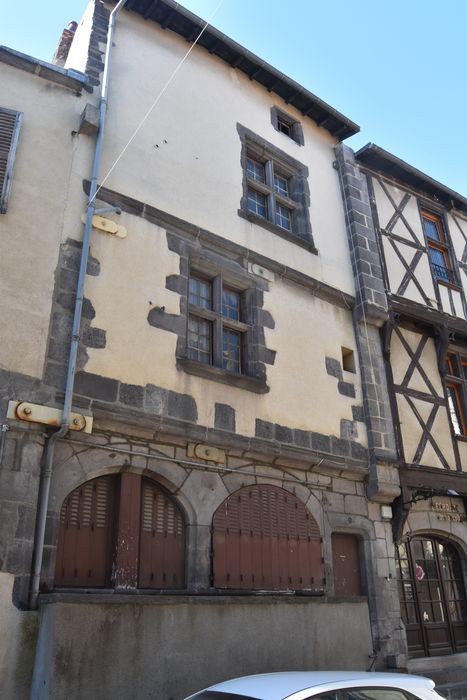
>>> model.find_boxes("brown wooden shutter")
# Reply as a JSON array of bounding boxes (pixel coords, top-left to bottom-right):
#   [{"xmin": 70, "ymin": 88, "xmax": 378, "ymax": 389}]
[
  {"xmin": 212, "ymin": 484, "xmax": 324, "ymax": 591},
  {"xmin": 55, "ymin": 475, "xmax": 117, "ymax": 587},
  {"xmin": 0, "ymin": 108, "xmax": 23, "ymax": 213},
  {"xmin": 138, "ymin": 479, "xmax": 185, "ymax": 589}
]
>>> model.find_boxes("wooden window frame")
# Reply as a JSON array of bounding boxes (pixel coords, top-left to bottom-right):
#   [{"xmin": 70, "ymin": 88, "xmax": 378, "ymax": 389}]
[
  {"xmin": 0, "ymin": 107, "xmax": 23, "ymax": 213},
  {"xmin": 188, "ymin": 272, "xmax": 249, "ymax": 375},
  {"xmin": 445, "ymin": 349, "xmax": 467, "ymax": 437},
  {"xmin": 421, "ymin": 210, "xmax": 457, "ymax": 287}
]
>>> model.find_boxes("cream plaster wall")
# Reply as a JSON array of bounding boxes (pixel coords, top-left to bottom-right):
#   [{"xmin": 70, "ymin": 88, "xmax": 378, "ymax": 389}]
[
  {"xmin": 372, "ymin": 178, "xmax": 424, "ymax": 245},
  {"xmin": 372, "ymin": 177, "xmax": 439, "ymax": 305},
  {"xmin": 391, "ymin": 329, "xmax": 456, "ymax": 469},
  {"xmin": 95, "ymin": 9, "xmax": 354, "ymax": 295},
  {"xmin": 84, "ymin": 213, "xmax": 364, "ymax": 440},
  {"xmin": 0, "ymin": 66, "xmax": 92, "ymax": 378},
  {"xmin": 390, "ymin": 330, "xmax": 444, "ymax": 396},
  {"xmin": 396, "ymin": 393, "xmax": 456, "ymax": 469}
]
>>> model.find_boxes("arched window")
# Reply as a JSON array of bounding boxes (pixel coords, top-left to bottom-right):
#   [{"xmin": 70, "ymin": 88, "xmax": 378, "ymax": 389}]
[
  {"xmin": 396, "ymin": 536, "xmax": 467, "ymax": 657},
  {"xmin": 212, "ymin": 484, "xmax": 324, "ymax": 591},
  {"xmin": 55, "ymin": 473, "xmax": 185, "ymax": 590}
]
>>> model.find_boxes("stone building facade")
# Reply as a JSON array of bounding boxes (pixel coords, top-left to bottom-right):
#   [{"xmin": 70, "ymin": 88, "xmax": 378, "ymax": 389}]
[{"xmin": 1, "ymin": 1, "xmax": 465, "ymax": 699}]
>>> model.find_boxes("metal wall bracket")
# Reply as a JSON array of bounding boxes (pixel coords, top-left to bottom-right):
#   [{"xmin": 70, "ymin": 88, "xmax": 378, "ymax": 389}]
[
  {"xmin": 7, "ymin": 401, "xmax": 93, "ymax": 434},
  {"xmin": 187, "ymin": 442, "xmax": 226, "ymax": 464},
  {"xmin": 80, "ymin": 213, "xmax": 127, "ymax": 238}
]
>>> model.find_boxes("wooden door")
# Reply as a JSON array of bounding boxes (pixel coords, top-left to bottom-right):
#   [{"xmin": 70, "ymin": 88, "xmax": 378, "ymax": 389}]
[
  {"xmin": 332, "ymin": 533, "xmax": 361, "ymax": 596},
  {"xmin": 397, "ymin": 537, "xmax": 467, "ymax": 657}
]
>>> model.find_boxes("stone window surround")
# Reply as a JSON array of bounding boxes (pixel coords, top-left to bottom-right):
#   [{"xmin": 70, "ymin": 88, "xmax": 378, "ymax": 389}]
[
  {"xmin": 270, "ymin": 105, "xmax": 304, "ymax": 146},
  {"xmin": 187, "ymin": 269, "xmax": 249, "ymax": 374},
  {"xmin": 237, "ymin": 123, "xmax": 316, "ymax": 253},
  {"xmin": 148, "ymin": 234, "xmax": 276, "ymax": 394}
]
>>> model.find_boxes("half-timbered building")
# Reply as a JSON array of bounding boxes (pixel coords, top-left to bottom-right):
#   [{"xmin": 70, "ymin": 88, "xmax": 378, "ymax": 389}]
[{"xmin": 352, "ymin": 144, "xmax": 467, "ymax": 680}]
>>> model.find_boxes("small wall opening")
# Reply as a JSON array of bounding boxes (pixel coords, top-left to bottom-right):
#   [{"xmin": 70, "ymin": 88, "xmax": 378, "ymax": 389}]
[{"xmin": 341, "ymin": 347, "xmax": 356, "ymax": 373}]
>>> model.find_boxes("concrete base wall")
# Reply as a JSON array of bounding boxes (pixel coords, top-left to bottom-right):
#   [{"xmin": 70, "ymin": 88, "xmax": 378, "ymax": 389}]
[
  {"xmin": 0, "ymin": 573, "xmax": 38, "ymax": 700},
  {"xmin": 31, "ymin": 595, "xmax": 372, "ymax": 700}
]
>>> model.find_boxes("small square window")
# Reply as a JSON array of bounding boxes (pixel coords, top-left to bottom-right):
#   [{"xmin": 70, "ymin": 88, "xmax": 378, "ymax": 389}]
[
  {"xmin": 277, "ymin": 119, "xmax": 291, "ymax": 137},
  {"xmin": 270, "ymin": 106, "xmax": 304, "ymax": 146}
]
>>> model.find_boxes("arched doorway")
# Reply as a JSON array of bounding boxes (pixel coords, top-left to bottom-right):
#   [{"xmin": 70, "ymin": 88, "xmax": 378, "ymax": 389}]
[
  {"xmin": 55, "ymin": 473, "xmax": 185, "ymax": 589},
  {"xmin": 396, "ymin": 536, "xmax": 467, "ymax": 657},
  {"xmin": 212, "ymin": 484, "xmax": 324, "ymax": 591}
]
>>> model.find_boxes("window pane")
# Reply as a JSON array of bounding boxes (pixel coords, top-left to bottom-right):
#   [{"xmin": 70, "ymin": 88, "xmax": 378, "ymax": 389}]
[
  {"xmin": 222, "ymin": 329, "xmax": 241, "ymax": 373},
  {"xmin": 222, "ymin": 288, "xmax": 240, "ymax": 320},
  {"xmin": 274, "ymin": 173, "xmax": 288, "ymax": 197},
  {"xmin": 447, "ymin": 384, "xmax": 463, "ymax": 435},
  {"xmin": 278, "ymin": 119, "xmax": 291, "ymax": 137},
  {"xmin": 188, "ymin": 316, "xmax": 212, "ymax": 364},
  {"xmin": 246, "ymin": 157, "xmax": 265, "ymax": 183},
  {"xmin": 428, "ymin": 246, "xmax": 450, "ymax": 282},
  {"xmin": 189, "ymin": 277, "xmax": 211, "ymax": 309},
  {"xmin": 276, "ymin": 202, "xmax": 291, "ymax": 230},
  {"xmin": 247, "ymin": 188, "xmax": 267, "ymax": 218},
  {"xmin": 423, "ymin": 217, "xmax": 441, "ymax": 241}
]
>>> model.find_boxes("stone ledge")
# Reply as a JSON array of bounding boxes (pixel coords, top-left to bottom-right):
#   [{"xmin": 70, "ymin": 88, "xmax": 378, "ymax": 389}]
[{"xmin": 40, "ymin": 592, "xmax": 369, "ymax": 606}]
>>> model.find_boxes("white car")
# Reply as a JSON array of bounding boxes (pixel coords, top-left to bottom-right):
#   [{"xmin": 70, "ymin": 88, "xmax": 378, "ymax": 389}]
[{"xmin": 184, "ymin": 671, "xmax": 445, "ymax": 700}]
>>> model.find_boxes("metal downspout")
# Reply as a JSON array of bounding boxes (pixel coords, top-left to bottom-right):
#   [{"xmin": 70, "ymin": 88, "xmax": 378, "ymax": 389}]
[{"xmin": 29, "ymin": 0, "xmax": 127, "ymax": 610}]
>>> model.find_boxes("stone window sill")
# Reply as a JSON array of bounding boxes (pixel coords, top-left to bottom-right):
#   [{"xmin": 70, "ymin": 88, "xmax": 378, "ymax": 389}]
[
  {"xmin": 177, "ymin": 357, "xmax": 269, "ymax": 394},
  {"xmin": 238, "ymin": 209, "xmax": 318, "ymax": 254}
]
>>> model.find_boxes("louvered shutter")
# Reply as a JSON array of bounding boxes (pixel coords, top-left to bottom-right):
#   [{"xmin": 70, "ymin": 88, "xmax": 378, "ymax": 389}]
[
  {"xmin": 213, "ymin": 484, "xmax": 324, "ymax": 591},
  {"xmin": 0, "ymin": 108, "xmax": 23, "ymax": 213},
  {"xmin": 55, "ymin": 475, "xmax": 117, "ymax": 587},
  {"xmin": 139, "ymin": 479, "xmax": 185, "ymax": 589}
]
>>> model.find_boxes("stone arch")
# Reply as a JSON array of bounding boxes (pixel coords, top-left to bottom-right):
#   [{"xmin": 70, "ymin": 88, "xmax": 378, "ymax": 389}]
[
  {"xmin": 212, "ymin": 483, "xmax": 324, "ymax": 591},
  {"xmin": 52, "ymin": 469, "xmax": 187, "ymax": 591}
]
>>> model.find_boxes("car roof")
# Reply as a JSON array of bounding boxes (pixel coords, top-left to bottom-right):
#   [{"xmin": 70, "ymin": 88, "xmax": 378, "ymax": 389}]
[{"xmin": 199, "ymin": 671, "xmax": 435, "ymax": 700}]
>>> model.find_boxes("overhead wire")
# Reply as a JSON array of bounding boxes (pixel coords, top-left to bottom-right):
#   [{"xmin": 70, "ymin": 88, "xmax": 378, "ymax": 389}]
[{"xmin": 92, "ymin": 0, "xmax": 226, "ymax": 204}]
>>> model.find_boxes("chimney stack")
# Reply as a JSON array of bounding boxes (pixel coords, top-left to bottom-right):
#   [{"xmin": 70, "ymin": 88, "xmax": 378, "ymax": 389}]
[{"xmin": 52, "ymin": 21, "xmax": 78, "ymax": 67}]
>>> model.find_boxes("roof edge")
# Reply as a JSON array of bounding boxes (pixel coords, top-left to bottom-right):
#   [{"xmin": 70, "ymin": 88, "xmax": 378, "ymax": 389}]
[
  {"xmin": 123, "ymin": 0, "xmax": 360, "ymax": 141},
  {"xmin": 0, "ymin": 46, "xmax": 89, "ymax": 92},
  {"xmin": 356, "ymin": 143, "xmax": 467, "ymax": 216}
]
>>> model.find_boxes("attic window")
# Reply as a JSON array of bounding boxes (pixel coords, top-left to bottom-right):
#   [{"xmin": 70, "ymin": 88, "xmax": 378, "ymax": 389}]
[
  {"xmin": 271, "ymin": 106, "xmax": 304, "ymax": 146},
  {"xmin": 277, "ymin": 118, "xmax": 291, "ymax": 138}
]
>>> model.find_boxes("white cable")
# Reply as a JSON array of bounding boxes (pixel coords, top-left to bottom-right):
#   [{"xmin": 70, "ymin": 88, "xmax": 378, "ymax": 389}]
[{"xmin": 93, "ymin": 0, "xmax": 226, "ymax": 202}]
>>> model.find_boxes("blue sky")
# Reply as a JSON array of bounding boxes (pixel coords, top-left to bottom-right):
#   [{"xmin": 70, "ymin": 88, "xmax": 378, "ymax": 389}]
[{"xmin": 2, "ymin": 0, "xmax": 466, "ymax": 195}]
